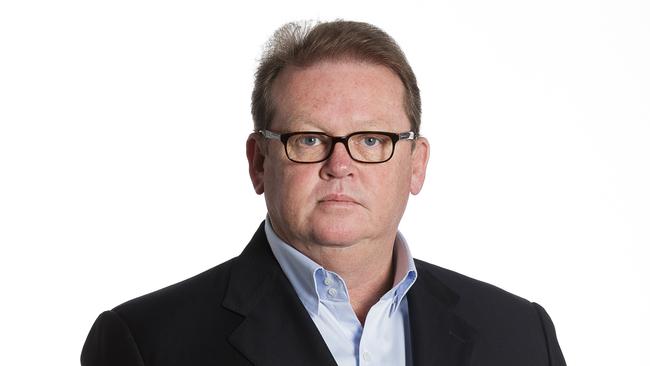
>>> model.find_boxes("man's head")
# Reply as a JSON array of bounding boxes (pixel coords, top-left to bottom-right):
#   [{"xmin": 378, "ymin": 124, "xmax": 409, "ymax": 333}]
[{"xmin": 247, "ymin": 20, "xmax": 429, "ymax": 251}]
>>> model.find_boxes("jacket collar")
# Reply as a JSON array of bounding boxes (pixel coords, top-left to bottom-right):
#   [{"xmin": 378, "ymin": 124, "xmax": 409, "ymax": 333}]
[
  {"xmin": 222, "ymin": 222, "xmax": 338, "ymax": 366},
  {"xmin": 407, "ymin": 260, "xmax": 476, "ymax": 366}
]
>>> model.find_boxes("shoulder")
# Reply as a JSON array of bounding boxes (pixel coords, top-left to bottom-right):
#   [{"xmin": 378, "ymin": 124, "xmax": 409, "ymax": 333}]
[
  {"xmin": 96, "ymin": 223, "xmax": 271, "ymax": 343},
  {"xmin": 413, "ymin": 259, "xmax": 566, "ymax": 364},
  {"xmin": 116, "ymin": 257, "xmax": 237, "ymax": 313},
  {"xmin": 414, "ymin": 259, "xmax": 531, "ymax": 307},
  {"xmin": 110, "ymin": 257, "xmax": 240, "ymax": 340},
  {"xmin": 81, "ymin": 256, "xmax": 254, "ymax": 365},
  {"xmin": 413, "ymin": 258, "xmax": 546, "ymax": 332}
]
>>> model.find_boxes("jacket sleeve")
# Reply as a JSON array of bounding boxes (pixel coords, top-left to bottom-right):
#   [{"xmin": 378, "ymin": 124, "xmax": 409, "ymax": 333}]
[
  {"xmin": 81, "ymin": 310, "xmax": 145, "ymax": 366},
  {"xmin": 532, "ymin": 303, "xmax": 567, "ymax": 366}
]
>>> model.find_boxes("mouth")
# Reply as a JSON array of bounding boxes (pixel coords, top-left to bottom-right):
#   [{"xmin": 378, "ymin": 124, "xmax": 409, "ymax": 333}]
[{"xmin": 318, "ymin": 194, "xmax": 360, "ymax": 206}]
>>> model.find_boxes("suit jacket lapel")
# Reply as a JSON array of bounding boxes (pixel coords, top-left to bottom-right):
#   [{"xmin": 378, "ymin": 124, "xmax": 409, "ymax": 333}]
[
  {"xmin": 408, "ymin": 261, "xmax": 476, "ymax": 366},
  {"xmin": 222, "ymin": 224, "xmax": 337, "ymax": 366}
]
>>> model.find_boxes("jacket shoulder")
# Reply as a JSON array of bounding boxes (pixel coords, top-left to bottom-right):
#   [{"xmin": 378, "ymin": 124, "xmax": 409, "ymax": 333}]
[
  {"xmin": 413, "ymin": 258, "xmax": 532, "ymax": 308},
  {"xmin": 113, "ymin": 257, "xmax": 237, "ymax": 322},
  {"xmin": 413, "ymin": 259, "xmax": 543, "ymax": 341},
  {"xmin": 414, "ymin": 259, "xmax": 566, "ymax": 365},
  {"xmin": 82, "ymin": 257, "xmax": 254, "ymax": 365},
  {"xmin": 109, "ymin": 258, "xmax": 241, "ymax": 353}
]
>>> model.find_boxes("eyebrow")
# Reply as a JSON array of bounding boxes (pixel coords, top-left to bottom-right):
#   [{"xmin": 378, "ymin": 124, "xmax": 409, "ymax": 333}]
[
  {"xmin": 288, "ymin": 118, "xmax": 322, "ymax": 130},
  {"xmin": 280, "ymin": 116, "xmax": 387, "ymax": 133}
]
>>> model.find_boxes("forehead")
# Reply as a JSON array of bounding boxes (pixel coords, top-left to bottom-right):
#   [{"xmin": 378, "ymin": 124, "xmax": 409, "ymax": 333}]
[{"xmin": 269, "ymin": 60, "xmax": 410, "ymax": 132}]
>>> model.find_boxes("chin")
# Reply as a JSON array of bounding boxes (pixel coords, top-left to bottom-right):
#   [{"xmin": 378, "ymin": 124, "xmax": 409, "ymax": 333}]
[{"xmin": 309, "ymin": 220, "xmax": 366, "ymax": 247}]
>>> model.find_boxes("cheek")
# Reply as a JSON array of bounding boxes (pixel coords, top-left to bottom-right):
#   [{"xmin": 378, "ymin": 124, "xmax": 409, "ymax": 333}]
[
  {"xmin": 371, "ymin": 160, "xmax": 412, "ymax": 210},
  {"xmin": 376, "ymin": 154, "xmax": 411, "ymax": 186},
  {"xmin": 265, "ymin": 163, "xmax": 319, "ymax": 212}
]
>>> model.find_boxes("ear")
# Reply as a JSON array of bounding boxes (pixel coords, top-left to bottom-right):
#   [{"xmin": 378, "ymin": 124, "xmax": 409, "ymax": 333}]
[
  {"xmin": 410, "ymin": 136, "xmax": 430, "ymax": 195},
  {"xmin": 246, "ymin": 133, "xmax": 265, "ymax": 195}
]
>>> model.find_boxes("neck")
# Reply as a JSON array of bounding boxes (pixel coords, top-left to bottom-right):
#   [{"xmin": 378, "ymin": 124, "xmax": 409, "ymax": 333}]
[{"xmin": 295, "ymin": 237, "xmax": 396, "ymax": 325}]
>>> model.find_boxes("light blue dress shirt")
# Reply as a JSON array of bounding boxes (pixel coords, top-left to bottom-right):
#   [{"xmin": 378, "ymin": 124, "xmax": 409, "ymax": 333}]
[{"xmin": 265, "ymin": 219, "xmax": 418, "ymax": 366}]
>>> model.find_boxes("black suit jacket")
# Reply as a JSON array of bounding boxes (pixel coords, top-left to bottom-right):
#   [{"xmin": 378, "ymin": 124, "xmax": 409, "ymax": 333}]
[{"xmin": 81, "ymin": 223, "xmax": 566, "ymax": 365}]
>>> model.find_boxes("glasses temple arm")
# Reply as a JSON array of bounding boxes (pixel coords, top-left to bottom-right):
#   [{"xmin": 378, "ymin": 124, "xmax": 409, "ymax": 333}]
[
  {"xmin": 398, "ymin": 131, "xmax": 416, "ymax": 140},
  {"xmin": 257, "ymin": 129, "xmax": 282, "ymax": 140}
]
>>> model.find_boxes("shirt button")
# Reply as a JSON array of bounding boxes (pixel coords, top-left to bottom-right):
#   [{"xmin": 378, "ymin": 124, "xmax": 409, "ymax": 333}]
[
  {"xmin": 327, "ymin": 288, "xmax": 337, "ymax": 297},
  {"xmin": 363, "ymin": 351, "xmax": 372, "ymax": 362},
  {"xmin": 324, "ymin": 277, "xmax": 333, "ymax": 286}
]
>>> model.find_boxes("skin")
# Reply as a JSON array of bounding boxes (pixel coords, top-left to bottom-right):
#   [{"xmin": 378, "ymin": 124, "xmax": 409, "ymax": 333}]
[{"xmin": 247, "ymin": 60, "xmax": 429, "ymax": 323}]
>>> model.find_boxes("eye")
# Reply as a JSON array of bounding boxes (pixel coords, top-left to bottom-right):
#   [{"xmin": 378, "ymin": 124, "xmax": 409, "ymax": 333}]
[
  {"xmin": 356, "ymin": 134, "xmax": 389, "ymax": 148},
  {"xmin": 362, "ymin": 136, "xmax": 379, "ymax": 146},
  {"xmin": 297, "ymin": 135, "xmax": 323, "ymax": 147}
]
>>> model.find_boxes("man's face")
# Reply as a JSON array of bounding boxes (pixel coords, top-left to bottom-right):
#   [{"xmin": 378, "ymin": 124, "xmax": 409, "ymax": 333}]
[{"xmin": 247, "ymin": 60, "xmax": 429, "ymax": 249}]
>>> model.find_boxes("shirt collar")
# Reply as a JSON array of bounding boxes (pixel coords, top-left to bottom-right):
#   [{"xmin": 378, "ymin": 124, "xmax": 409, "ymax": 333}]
[
  {"xmin": 265, "ymin": 219, "xmax": 322, "ymax": 314},
  {"xmin": 265, "ymin": 218, "xmax": 418, "ymax": 316},
  {"xmin": 386, "ymin": 231, "xmax": 418, "ymax": 307}
]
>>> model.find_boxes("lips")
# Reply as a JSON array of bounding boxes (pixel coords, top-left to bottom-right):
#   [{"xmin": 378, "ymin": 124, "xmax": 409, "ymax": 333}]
[{"xmin": 318, "ymin": 194, "xmax": 360, "ymax": 205}]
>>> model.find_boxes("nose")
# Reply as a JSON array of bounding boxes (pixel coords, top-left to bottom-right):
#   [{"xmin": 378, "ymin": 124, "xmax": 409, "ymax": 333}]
[{"xmin": 319, "ymin": 141, "xmax": 354, "ymax": 179}]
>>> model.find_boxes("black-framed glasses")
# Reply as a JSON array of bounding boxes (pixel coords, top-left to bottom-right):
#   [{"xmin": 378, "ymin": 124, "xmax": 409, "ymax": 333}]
[{"xmin": 257, "ymin": 130, "xmax": 417, "ymax": 163}]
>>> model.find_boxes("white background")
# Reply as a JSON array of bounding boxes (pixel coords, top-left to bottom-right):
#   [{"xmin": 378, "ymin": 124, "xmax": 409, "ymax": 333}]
[{"xmin": 1, "ymin": 1, "xmax": 648, "ymax": 365}]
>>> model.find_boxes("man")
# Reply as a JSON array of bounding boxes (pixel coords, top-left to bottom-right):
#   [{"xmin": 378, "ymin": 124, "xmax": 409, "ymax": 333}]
[{"xmin": 81, "ymin": 20, "xmax": 566, "ymax": 366}]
